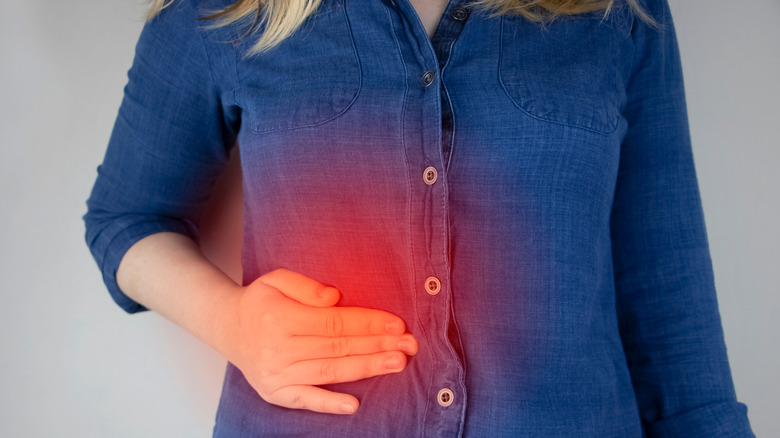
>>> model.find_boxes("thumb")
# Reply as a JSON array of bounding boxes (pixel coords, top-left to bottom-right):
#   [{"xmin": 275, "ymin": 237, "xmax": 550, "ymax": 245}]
[{"xmin": 259, "ymin": 268, "xmax": 341, "ymax": 307}]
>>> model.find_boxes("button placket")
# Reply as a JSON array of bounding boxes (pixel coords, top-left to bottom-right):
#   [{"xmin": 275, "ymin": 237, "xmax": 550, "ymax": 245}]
[{"xmin": 386, "ymin": 1, "xmax": 465, "ymax": 432}]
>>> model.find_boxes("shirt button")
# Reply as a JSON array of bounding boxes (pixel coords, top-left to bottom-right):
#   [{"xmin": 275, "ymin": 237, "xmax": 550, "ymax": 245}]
[
  {"xmin": 423, "ymin": 166, "xmax": 438, "ymax": 185},
  {"xmin": 437, "ymin": 388, "xmax": 454, "ymax": 407},
  {"xmin": 425, "ymin": 277, "xmax": 441, "ymax": 295},
  {"xmin": 450, "ymin": 8, "xmax": 469, "ymax": 21},
  {"xmin": 421, "ymin": 70, "xmax": 435, "ymax": 87}
]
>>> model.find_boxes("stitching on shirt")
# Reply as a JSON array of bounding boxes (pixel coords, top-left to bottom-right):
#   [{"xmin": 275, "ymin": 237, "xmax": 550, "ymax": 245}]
[
  {"xmin": 245, "ymin": 3, "xmax": 363, "ymax": 134},
  {"xmin": 384, "ymin": 4, "xmax": 432, "ymax": 434},
  {"xmin": 193, "ymin": 0, "xmax": 218, "ymax": 99},
  {"xmin": 497, "ymin": 16, "xmax": 621, "ymax": 135}
]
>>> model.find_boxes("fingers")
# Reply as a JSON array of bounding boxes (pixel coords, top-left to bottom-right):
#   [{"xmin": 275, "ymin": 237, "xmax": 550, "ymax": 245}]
[
  {"xmin": 243, "ymin": 268, "xmax": 419, "ymax": 416},
  {"xmin": 257, "ymin": 268, "xmax": 408, "ymax": 337},
  {"xmin": 261, "ymin": 268, "xmax": 340, "ymax": 307},
  {"xmin": 288, "ymin": 305, "xmax": 407, "ymax": 336},
  {"xmin": 285, "ymin": 333, "xmax": 419, "ymax": 362},
  {"xmin": 281, "ymin": 351, "xmax": 408, "ymax": 387},
  {"xmin": 269, "ymin": 385, "xmax": 360, "ymax": 415}
]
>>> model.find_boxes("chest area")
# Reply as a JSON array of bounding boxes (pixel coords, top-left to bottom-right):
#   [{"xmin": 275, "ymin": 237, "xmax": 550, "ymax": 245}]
[{"xmin": 231, "ymin": 1, "xmax": 633, "ymax": 200}]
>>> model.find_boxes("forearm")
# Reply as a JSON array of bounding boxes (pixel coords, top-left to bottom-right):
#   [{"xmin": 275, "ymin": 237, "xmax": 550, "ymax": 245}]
[
  {"xmin": 116, "ymin": 231, "xmax": 241, "ymax": 356},
  {"xmin": 114, "ymin": 231, "xmax": 418, "ymax": 415}
]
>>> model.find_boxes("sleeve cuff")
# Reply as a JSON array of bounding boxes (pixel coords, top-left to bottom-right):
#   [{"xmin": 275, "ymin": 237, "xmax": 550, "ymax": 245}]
[{"xmin": 100, "ymin": 219, "xmax": 197, "ymax": 314}]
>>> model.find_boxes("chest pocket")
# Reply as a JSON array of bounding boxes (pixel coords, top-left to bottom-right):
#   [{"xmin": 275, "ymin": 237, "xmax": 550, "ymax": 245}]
[
  {"xmin": 238, "ymin": 3, "xmax": 361, "ymax": 134},
  {"xmin": 499, "ymin": 12, "xmax": 632, "ymax": 135}
]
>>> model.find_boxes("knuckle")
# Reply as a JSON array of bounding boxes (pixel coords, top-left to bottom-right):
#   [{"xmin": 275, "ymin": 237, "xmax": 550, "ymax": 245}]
[
  {"xmin": 257, "ymin": 365, "xmax": 274, "ymax": 380},
  {"xmin": 324, "ymin": 311, "xmax": 345, "ymax": 336},
  {"xmin": 319, "ymin": 359, "xmax": 338, "ymax": 383},
  {"xmin": 255, "ymin": 358, "xmax": 281, "ymax": 381},
  {"xmin": 288, "ymin": 393, "xmax": 306, "ymax": 410},
  {"xmin": 268, "ymin": 388, "xmax": 306, "ymax": 410},
  {"xmin": 259, "ymin": 311, "xmax": 277, "ymax": 330},
  {"xmin": 331, "ymin": 337, "xmax": 351, "ymax": 357}
]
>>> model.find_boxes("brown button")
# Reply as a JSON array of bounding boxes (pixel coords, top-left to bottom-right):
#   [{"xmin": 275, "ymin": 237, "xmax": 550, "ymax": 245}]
[
  {"xmin": 425, "ymin": 277, "xmax": 441, "ymax": 295},
  {"xmin": 423, "ymin": 166, "xmax": 438, "ymax": 185},
  {"xmin": 437, "ymin": 388, "xmax": 454, "ymax": 407}
]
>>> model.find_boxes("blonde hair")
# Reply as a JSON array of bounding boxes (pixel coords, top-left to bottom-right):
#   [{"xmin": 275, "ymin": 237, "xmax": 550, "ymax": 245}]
[{"xmin": 147, "ymin": 0, "xmax": 655, "ymax": 55}]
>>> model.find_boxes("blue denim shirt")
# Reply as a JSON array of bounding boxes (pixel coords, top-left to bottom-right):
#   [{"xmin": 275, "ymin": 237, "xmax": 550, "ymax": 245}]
[{"xmin": 84, "ymin": 0, "xmax": 754, "ymax": 436}]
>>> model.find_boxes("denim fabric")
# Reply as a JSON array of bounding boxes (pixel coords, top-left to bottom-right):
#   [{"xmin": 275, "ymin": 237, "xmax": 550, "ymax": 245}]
[{"xmin": 84, "ymin": 0, "xmax": 754, "ymax": 436}]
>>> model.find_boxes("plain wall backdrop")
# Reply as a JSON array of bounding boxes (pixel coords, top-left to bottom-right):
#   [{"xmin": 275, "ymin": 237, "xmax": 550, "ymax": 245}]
[{"xmin": 1, "ymin": 0, "xmax": 777, "ymax": 436}]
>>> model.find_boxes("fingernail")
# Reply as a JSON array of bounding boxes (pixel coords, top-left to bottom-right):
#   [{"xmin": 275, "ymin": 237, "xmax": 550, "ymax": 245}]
[
  {"xmin": 397, "ymin": 339, "xmax": 415, "ymax": 353},
  {"xmin": 384, "ymin": 355, "xmax": 402, "ymax": 370},
  {"xmin": 385, "ymin": 321, "xmax": 403, "ymax": 334},
  {"xmin": 340, "ymin": 402, "xmax": 356, "ymax": 414},
  {"xmin": 318, "ymin": 286, "xmax": 338, "ymax": 299}
]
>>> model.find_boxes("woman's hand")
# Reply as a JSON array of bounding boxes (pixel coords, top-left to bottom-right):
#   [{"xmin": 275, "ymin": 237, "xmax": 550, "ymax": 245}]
[
  {"xmin": 117, "ymin": 234, "xmax": 414, "ymax": 415},
  {"xmin": 219, "ymin": 268, "xmax": 419, "ymax": 415}
]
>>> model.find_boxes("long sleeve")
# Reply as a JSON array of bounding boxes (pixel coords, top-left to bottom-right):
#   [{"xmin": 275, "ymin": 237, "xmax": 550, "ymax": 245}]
[
  {"xmin": 83, "ymin": 0, "xmax": 239, "ymax": 313},
  {"xmin": 610, "ymin": 1, "xmax": 753, "ymax": 435}
]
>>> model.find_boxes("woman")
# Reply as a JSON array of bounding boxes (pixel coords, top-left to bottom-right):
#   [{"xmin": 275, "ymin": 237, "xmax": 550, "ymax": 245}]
[{"xmin": 84, "ymin": 0, "xmax": 754, "ymax": 435}]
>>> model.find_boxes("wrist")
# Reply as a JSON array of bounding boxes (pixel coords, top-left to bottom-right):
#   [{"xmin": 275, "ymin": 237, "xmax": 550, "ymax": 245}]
[{"xmin": 203, "ymin": 281, "xmax": 245, "ymax": 361}]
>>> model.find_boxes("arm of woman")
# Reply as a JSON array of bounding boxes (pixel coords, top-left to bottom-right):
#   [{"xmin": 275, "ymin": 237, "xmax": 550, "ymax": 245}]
[
  {"xmin": 84, "ymin": 0, "xmax": 416, "ymax": 415},
  {"xmin": 612, "ymin": 0, "xmax": 752, "ymax": 435},
  {"xmin": 116, "ymin": 233, "xmax": 417, "ymax": 415}
]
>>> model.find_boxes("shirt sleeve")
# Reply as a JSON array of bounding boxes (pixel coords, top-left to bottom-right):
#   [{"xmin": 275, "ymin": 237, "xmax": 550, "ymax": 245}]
[
  {"xmin": 83, "ymin": 0, "xmax": 239, "ymax": 313},
  {"xmin": 611, "ymin": 1, "xmax": 754, "ymax": 435}
]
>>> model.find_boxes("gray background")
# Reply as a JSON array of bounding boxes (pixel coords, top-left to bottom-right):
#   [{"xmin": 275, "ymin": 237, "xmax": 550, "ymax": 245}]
[{"xmin": 1, "ymin": 0, "xmax": 777, "ymax": 436}]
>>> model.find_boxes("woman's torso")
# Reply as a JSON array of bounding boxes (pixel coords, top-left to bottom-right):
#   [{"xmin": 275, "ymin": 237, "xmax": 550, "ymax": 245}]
[{"xmin": 201, "ymin": 0, "xmax": 640, "ymax": 435}]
